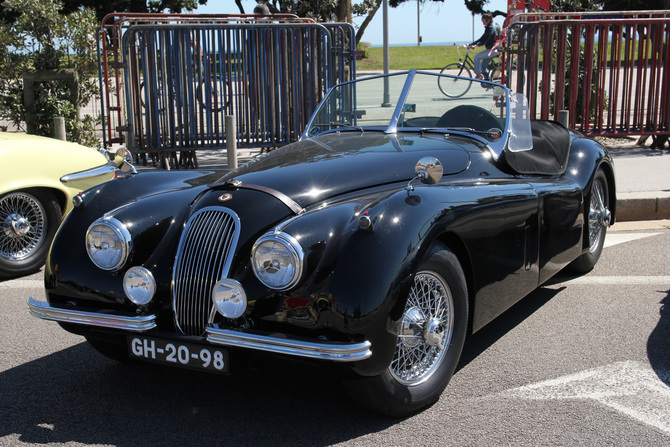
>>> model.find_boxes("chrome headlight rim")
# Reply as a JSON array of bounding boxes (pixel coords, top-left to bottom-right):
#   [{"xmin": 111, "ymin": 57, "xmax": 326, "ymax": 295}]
[
  {"xmin": 85, "ymin": 217, "xmax": 131, "ymax": 271},
  {"xmin": 251, "ymin": 232, "xmax": 304, "ymax": 291}
]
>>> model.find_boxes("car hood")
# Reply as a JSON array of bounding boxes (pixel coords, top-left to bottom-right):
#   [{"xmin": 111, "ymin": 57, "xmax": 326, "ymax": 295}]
[{"xmin": 216, "ymin": 132, "xmax": 472, "ymax": 207}]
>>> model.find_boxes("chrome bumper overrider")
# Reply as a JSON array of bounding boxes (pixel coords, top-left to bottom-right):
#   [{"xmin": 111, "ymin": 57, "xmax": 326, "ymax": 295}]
[
  {"xmin": 28, "ymin": 298, "xmax": 372, "ymax": 362},
  {"xmin": 28, "ymin": 297, "xmax": 156, "ymax": 331}
]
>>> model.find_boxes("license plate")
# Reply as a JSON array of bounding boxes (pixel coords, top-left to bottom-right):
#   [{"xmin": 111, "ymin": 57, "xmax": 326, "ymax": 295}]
[{"xmin": 128, "ymin": 335, "xmax": 229, "ymax": 374}]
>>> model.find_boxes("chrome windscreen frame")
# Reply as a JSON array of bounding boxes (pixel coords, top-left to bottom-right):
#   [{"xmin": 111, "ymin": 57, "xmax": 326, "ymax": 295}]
[{"xmin": 301, "ymin": 69, "xmax": 521, "ymax": 160}]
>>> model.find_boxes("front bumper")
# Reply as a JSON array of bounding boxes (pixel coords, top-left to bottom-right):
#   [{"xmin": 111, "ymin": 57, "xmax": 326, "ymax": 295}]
[{"xmin": 28, "ymin": 297, "xmax": 372, "ymax": 362}]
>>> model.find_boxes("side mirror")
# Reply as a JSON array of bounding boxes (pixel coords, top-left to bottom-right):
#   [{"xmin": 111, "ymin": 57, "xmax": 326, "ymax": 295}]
[
  {"xmin": 407, "ymin": 157, "xmax": 443, "ymax": 192},
  {"xmin": 415, "ymin": 157, "xmax": 443, "ymax": 184},
  {"xmin": 113, "ymin": 147, "xmax": 137, "ymax": 177},
  {"xmin": 114, "ymin": 147, "xmax": 133, "ymax": 167}
]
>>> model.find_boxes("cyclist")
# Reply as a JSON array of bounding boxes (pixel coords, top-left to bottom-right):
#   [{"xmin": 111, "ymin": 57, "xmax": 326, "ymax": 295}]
[{"xmin": 469, "ymin": 13, "xmax": 498, "ymax": 80}]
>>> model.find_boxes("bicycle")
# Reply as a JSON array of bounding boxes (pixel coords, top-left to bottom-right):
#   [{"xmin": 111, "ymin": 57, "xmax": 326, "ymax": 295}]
[{"xmin": 438, "ymin": 44, "xmax": 502, "ymax": 98}]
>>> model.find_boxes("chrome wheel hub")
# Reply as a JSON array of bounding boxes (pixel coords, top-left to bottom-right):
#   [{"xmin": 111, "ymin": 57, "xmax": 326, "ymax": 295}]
[
  {"xmin": 0, "ymin": 193, "xmax": 46, "ymax": 261},
  {"xmin": 390, "ymin": 271, "xmax": 454, "ymax": 386},
  {"xmin": 6, "ymin": 214, "xmax": 31, "ymax": 237}
]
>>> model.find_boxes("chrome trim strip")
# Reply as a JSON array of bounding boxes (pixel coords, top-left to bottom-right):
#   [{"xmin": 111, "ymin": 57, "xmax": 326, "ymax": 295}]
[
  {"xmin": 206, "ymin": 326, "xmax": 372, "ymax": 362},
  {"xmin": 60, "ymin": 161, "xmax": 117, "ymax": 184},
  {"xmin": 28, "ymin": 297, "xmax": 156, "ymax": 331},
  {"xmin": 386, "ymin": 69, "xmax": 417, "ymax": 134},
  {"xmin": 237, "ymin": 182, "xmax": 305, "ymax": 215}
]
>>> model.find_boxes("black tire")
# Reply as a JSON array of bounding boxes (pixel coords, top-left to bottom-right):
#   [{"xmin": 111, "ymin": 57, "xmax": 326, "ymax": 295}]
[
  {"xmin": 343, "ymin": 245, "xmax": 468, "ymax": 416},
  {"xmin": 438, "ymin": 63, "xmax": 473, "ymax": 98},
  {"xmin": 570, "ymin": 169, "xmax": 611, "ymax": 273},
  {"xmin": 86, "ymin": 336, "xmax": 134, "ymax": 363},
  {"xmin": 0, "ymin": 190, "xmax": 61, "ymax": 279}
]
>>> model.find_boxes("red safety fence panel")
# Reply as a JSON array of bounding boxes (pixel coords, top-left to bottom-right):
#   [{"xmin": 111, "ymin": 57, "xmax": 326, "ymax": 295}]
[{"xmin": 502, "ymin": 11, "xmax": 670, "ymax": 138}]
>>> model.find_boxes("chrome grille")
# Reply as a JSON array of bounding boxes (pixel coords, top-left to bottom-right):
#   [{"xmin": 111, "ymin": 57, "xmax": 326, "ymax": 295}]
[{"xmin": 172, "ymin": 207, "xmax": 240, "ymax": 336}]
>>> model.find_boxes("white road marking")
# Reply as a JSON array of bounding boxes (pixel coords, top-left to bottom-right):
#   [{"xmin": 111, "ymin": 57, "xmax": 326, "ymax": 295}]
[
  {"xmin": 497, "ymin": 361, "xmax": 670, "ymax": 435},
  {"xmin": 605, "ymin": 232, "xmax": 662, "ymax": 248}
]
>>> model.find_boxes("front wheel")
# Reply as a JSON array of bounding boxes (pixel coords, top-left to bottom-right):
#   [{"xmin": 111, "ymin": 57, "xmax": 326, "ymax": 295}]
[
  {"xmin": 343, "ymin": 245, "xmax": 468, "ymax": 416},
  {"xmin": 0, "ymin": 190, "xmax": 61, "ymax": 278},
  {"xmin": 438, "ymin": 64, "xmax": 473, "ymax": 98},
  {"xmin": 570, "ymin": 169, "xmax": 611, "ymax": 273}
]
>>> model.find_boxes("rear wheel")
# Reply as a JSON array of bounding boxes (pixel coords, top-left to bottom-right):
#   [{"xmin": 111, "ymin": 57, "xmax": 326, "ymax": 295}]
[
  {"xmin": 0, "ymin": 190, "xmax": 61, "ymax": 278},
  {"xmin": 438, "ymin": 64, "xmax": 473, "ymax": 98},
  {"xmin": 489, "ymin": 64, "xmax": 502, "ymax": 84},
  {"xmin": 570, "ymin": 169, "xmax": 611, "ymax": 273},
  {"xmin": 344, "ymin": 245, "xmax": 468, "ymax": 416}
]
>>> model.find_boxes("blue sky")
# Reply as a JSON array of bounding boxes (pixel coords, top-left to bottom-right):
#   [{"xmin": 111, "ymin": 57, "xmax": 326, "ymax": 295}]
[{"xmin": 195, "ymin": 0, "xmax": 509, "ymax": 46}]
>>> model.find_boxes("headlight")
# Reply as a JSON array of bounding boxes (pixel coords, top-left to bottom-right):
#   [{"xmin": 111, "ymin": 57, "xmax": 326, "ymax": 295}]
[
  {"xmin": 85, "ymin": 217, "xmax": 131, "ymax": 270},
  {"xmin": 251, "ymin": 232, "xmax": 303, "ymax": 290},
  {"xmin": 123, "ymin": 266, "xmax": 155, "ymax": 305}
]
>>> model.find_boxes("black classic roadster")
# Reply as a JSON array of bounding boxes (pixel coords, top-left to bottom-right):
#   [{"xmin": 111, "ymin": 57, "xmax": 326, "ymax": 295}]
[{"xmin": 30, "ymin": 71, "xmax": 615, "ymax": 416}]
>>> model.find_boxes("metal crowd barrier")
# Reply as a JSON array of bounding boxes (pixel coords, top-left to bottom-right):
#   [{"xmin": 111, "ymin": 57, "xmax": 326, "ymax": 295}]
[
  {"xmin": 503, "ymin": 11, "xmax": 670, "ymax": 138},
  {"xmin": 97, "ymin": 14, "xmax": 356, "ymax": 166}
]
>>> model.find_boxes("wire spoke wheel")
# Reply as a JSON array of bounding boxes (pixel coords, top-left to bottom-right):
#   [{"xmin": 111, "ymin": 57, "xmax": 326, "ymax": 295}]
[
  {"xmin": 570, "ymin": 169, "xmax": 610, "ymax": 273},
  {"xmin": 342, "ymin": 245, "xmax": 467, "ymax": 416},
  {"xmin": 0, "ymin": 192, "xmax": 46, "ymax": 261},
  {"xmin": 390, "ymin": 271, "xmax": 453, "ymax": 385},
  {"xmin": 588, "ymin": 180, "xmax": 610, "ymax": 254}
]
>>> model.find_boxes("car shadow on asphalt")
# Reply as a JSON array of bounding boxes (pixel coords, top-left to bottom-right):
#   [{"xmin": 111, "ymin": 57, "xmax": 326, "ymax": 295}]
[
  {"xmin": 648, "ymin": 290, "xmax": 670, "ymax": 387},
  {"xmin": 0, "ymin": 342, "xmax": 396, "ymax": 446},
  {"xmin": 456, "ymin": 285, "xmax": 564, "ymax": 372}
]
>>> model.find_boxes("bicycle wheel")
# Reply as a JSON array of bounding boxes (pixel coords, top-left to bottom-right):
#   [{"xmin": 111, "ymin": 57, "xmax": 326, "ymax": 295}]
[
  {"xmin": 489, "ymin": 63, "xmax": 502, "ymax": 84},
  {"xmin": 197, "ymin": 76, "xmax": 226, "ymax": 112},
  {"xmin": 438, "ymin": 63, "xmax": 473, "ymax": 98}
]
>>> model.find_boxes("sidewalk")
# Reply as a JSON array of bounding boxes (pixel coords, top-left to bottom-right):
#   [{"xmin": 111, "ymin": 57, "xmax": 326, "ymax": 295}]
[
  {"xmin": 603, "ymin": 137, "xmax": 670, "ymax": 221},
  {"xmin": 135, "ymin": 137, "xmax": 669, "ymax": 223}
]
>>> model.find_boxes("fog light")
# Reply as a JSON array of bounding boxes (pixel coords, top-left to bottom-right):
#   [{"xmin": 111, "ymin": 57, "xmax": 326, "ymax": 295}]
[
  {"xmin": 123, "ymin": 266, "xmax": 156, "ymax": 305},
  {"xmin": 212, "ymin": 279, "xmax": 247, "ymax": 319}
]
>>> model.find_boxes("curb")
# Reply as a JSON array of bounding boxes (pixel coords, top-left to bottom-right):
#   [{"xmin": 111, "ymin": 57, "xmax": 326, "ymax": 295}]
[{"xmin": 616, "ymin": 192, "xmax": 670, "ymax": 222}]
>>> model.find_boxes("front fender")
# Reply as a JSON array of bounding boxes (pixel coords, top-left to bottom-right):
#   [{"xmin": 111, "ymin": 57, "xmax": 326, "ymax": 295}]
[{"xmin": 278, "ymin": 186, "xmax": 464, "ymax": 375}]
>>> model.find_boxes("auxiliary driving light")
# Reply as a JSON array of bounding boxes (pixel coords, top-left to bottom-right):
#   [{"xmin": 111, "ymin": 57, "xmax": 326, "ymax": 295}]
[
  {"xmin": 123, "ymin": 266, "xmax": 156, "ymax": 305},
  {"xmin": 212, "ymin": 279, "xmax": 247, "ymax": 319}
]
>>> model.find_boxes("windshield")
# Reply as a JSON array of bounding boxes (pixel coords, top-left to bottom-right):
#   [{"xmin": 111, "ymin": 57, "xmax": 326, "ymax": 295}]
[{"xmin": 303, "ymin": 70, "xmax": 524, "ymax": 159}]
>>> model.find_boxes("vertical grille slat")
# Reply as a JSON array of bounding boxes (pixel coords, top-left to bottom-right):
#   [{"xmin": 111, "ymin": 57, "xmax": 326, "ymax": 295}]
[{"xmin": 172, "ymin": 208, "xmax": 240, "ymax": 336}]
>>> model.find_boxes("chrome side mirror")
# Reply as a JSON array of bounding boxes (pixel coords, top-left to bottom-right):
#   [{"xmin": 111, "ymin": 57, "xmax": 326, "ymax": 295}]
[
  {"xmin": 113, "ymin": 147, "xmax": 137, "ymax": 177},
  {"xmin": 407, "ymin": 157, "xmax": 443, "ymax": 192}
]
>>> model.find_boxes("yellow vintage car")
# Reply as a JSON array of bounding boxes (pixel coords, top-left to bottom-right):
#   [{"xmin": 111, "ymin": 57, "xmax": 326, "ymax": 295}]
[{"xmin": 0, "ymin": 132, "xmax": 133, "ymax": 278}]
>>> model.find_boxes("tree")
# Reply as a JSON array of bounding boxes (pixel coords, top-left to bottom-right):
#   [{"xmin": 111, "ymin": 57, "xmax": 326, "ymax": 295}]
[
  {"xmin": 0, "ymin": 0, "xmax": 100, "ymax": 144},
  {"xmin": 59, "ymin": 0, "xmax": 208, "ymax": 23}
]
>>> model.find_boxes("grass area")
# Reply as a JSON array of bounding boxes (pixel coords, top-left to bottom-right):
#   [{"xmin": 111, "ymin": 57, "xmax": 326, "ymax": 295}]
[{"xmin": 356, "ymin": 45, "xmax": 470, "ymax": 71}]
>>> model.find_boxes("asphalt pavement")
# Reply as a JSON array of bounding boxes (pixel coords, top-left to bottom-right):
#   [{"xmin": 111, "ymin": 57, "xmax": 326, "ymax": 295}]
[{"xmin": 135, "ymin": 136, "xmax": 670, "ymax": 223}]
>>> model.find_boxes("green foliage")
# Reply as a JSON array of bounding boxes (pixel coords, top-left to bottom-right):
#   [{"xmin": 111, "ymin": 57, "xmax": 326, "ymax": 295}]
[
  {"xmin": 0, "ymin": 0, "xmax": 100, "ymax": 146},
  {"xmin": 356, "ymin": 45, "xmax": 466, "ymax": 70},
  {"xmin": 58, "ymin": 0, "xmax": 208, "ymax": 23}
]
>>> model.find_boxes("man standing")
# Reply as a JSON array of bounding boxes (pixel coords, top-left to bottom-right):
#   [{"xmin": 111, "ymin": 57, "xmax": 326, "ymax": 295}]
[{"xmin": 470, "ymin": 13, "xmax": 498, "ymax": 80}]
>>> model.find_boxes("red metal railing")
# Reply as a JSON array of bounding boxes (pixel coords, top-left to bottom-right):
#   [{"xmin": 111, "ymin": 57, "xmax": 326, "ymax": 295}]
[{"xmin": 503, "ymin": 11, "xmax": 670, "ymax": 138}]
